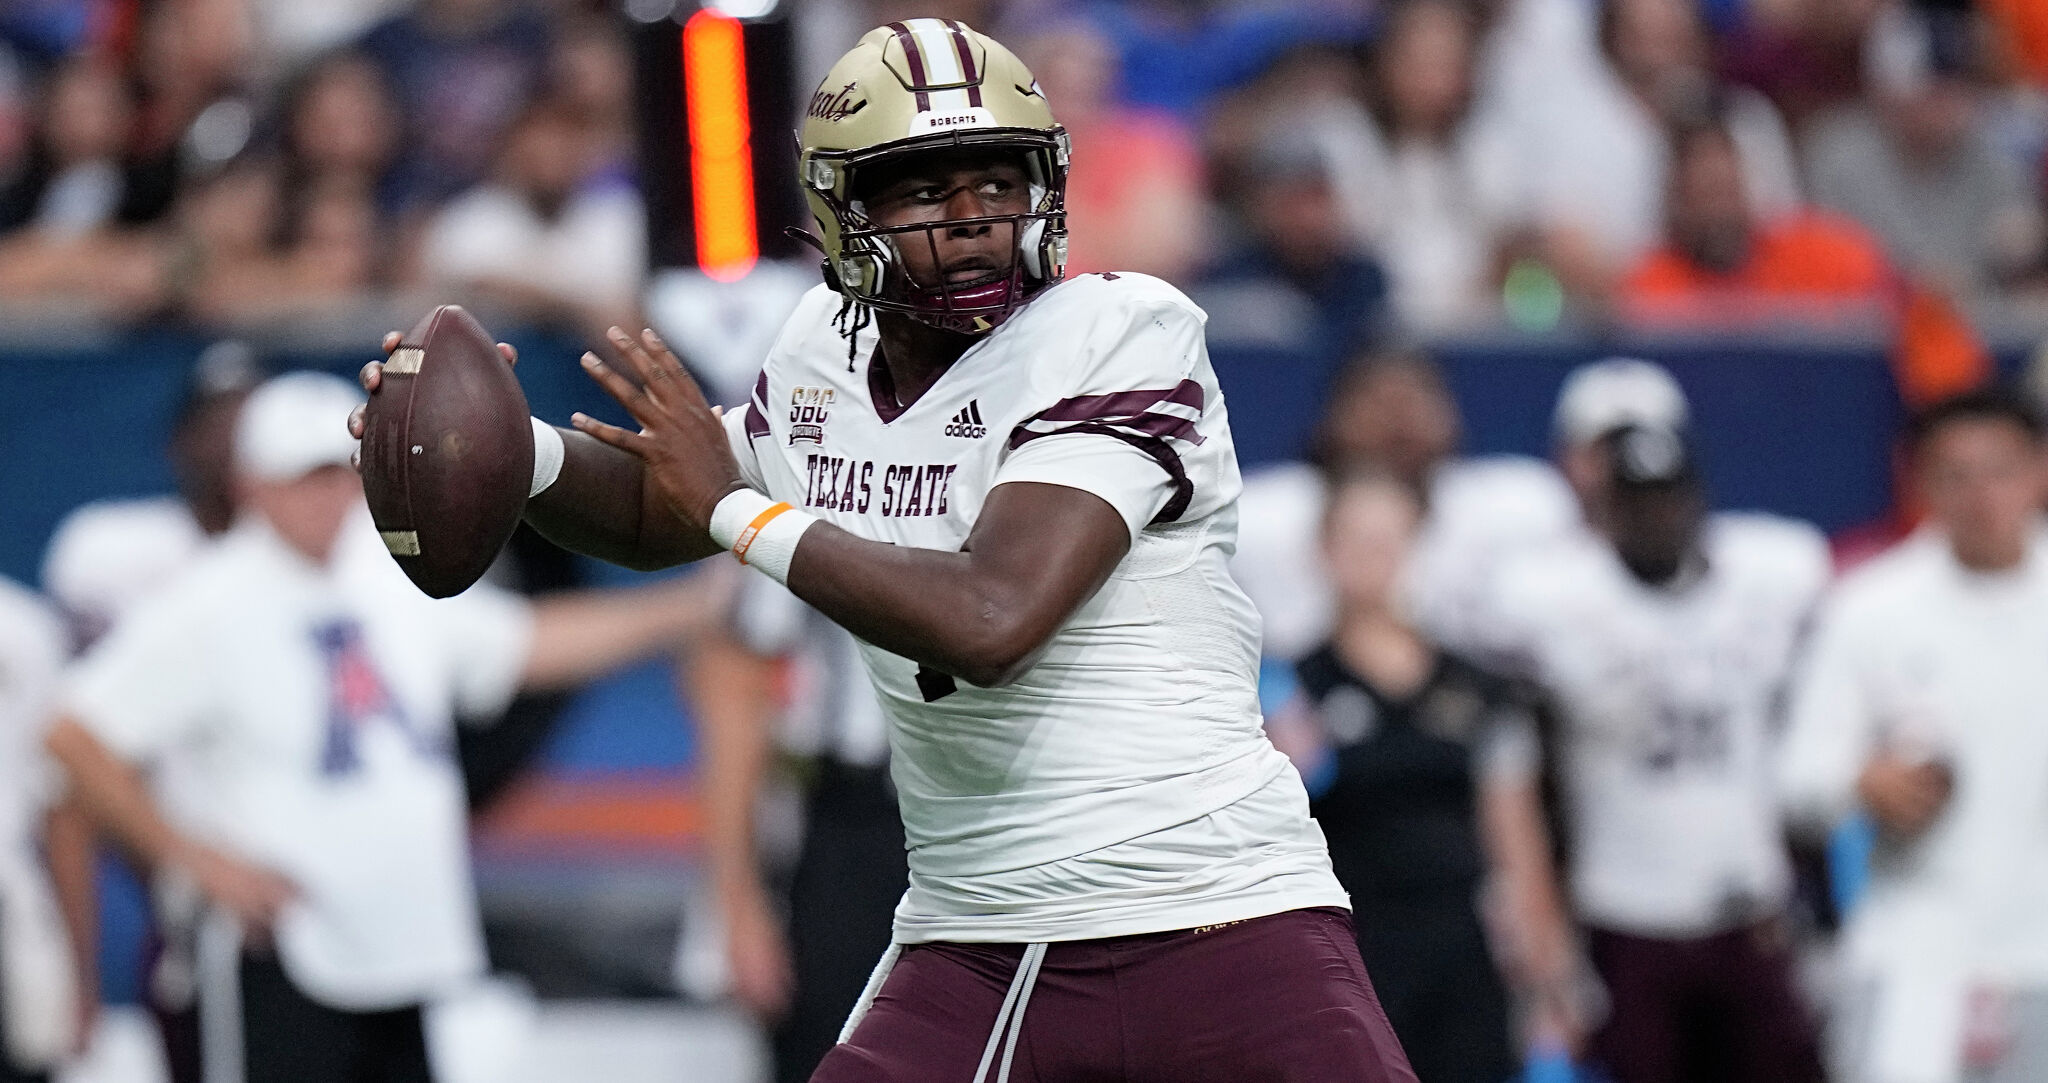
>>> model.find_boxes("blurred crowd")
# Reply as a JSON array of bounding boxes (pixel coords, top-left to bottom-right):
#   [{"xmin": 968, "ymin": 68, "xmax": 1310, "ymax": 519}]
[
  {"xmin": 0, "ymin": 0, "xmax": 642, "ymax": 334},
  {"xmin": 4, "ymin": 2, "xmax": 2048, "ymax": 1083},
  {"xmin": 0, "ymin": 0, "xmax": 2043, "ymax": 354}
]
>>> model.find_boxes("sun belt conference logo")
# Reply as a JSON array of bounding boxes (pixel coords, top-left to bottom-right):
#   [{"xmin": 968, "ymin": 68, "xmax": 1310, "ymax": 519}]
[
  {"xmin": 790, "ymin": 386, "xmax": 833, "ymax": 445},
  {"xmin": 944, "ymin": 400, "xmax": 987, "ymax": 439}
]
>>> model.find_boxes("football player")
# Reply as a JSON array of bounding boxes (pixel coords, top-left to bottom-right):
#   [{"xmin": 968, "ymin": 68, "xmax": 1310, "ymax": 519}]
[
  {"xmin": 1489, "ymin": 418, "xmax": 1831, "ymax": 1083},
  {"xmin": 1781, "ymin": 388, "xmax": 2048, "ymax": 1083},
  {"xmin": 355, "ymin": 19, "xmax": 1414, "ymax": 1083}
]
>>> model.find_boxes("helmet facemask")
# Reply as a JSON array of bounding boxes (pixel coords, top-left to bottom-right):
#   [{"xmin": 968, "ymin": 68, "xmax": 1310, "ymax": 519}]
[{"xmin": 806, "ymin": 128, "xmax": 1070, "ymax": 335}]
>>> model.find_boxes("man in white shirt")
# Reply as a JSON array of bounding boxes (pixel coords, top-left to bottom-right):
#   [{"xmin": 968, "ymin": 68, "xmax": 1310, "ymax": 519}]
[
  {"xmin": 39, "ymin": 344, "xmax": 260, "ymax": 1083},
  {"xmin": 45, "ymin": 373, "xmax": 721, "ymax": 1083},
  {"xmin": 1780, "ymin": 388, "xmax": 2048, "ymax": 1083},
  {"xmin": 1493, "ymin": 421, "xmax": 1830, "ymax": 1083}
]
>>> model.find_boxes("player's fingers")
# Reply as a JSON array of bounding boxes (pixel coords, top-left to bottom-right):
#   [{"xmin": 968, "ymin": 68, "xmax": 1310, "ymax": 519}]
[
  {"xmin": 641, "ymin": 327, "xmax": 713, "ymax": 411},
  {"xmin": 359, "ymin": 360, "xmax": 384, "ymax": 393},
  {"xmin": 570, "ymin": 412, "xmax": 651, "ymax": 457},
  {"xmin": 347, "ymin": 403, "xmax": 367, "ymax": 439},
  {"xmin": 579, "ymin": 350, "xmax": 653, "ymax": 418},
  {"xmin": 604, "ymin": 325, "xmax": 663, "ymax": 391},
  {"xmin": 381, "ymin": 331, "xmax": 401, "ymax": 356},
  {"xmin": 498, "ymin": 342, "xmax": 519, "ymax": 368}
]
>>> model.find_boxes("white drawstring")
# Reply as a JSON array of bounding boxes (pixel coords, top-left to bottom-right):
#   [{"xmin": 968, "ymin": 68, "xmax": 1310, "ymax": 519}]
[
  {"xmin": 973, "ymin": 941, "xmax": 1047, "ymax": 1083},
  {"xmin": 838, "ymin": 938, "xmax": 1049, "ymax": 1083},
  {"xmin": 838, "ymin": 942, "xmax": 904, "ymax": 1044}
]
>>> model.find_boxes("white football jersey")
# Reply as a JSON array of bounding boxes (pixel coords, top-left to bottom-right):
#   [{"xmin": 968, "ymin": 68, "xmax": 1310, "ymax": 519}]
[
  {"xmin": 1492, "ymin": 513, "xmax": 1830, "ymax": 935},
  {"xmin": 1780, "ymin": 527, "xmax": 2048, "ymax": 1081},
  {"xmin": 721, "ymin": 274, "xmax": 1344, "ymax": 943}
]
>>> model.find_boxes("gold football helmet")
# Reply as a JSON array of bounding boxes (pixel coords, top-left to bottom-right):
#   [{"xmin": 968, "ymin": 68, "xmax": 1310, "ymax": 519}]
[{"xmin": 797, "ymin": 20, "xmax": 1070, "ymax": 334}]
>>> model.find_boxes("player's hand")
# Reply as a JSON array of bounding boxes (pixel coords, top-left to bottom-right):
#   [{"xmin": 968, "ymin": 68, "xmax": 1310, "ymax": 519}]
[
  {"xmin": 1521, "ymin": 962, "xmax": 1596, "ymax": 1059},
  {"xmin": 346, "ymin": 331, "xmax": 520, "ymax": 464},
  {"xmin": 180, "ymin": 842, "xmax": 299, "ymax": 933},
  {"xmin": 723, "ymin": 881, "xmax": 795, "ymax": 1021},
  {"xmin": 573, "ymin": 326, "xmax": 747, "ymax": 530},
  {"xmin": 1858, "ymin": 753, "xmax": 1954, "ymax": 837}
]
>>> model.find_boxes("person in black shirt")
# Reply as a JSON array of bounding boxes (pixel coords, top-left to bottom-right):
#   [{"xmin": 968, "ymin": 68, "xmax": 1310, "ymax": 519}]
[{"xmin": 1270, "ymin": 468, "xmax": 1583, "ymax": 1083}]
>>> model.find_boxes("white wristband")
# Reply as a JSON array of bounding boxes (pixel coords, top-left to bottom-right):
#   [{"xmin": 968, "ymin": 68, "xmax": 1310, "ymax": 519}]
[
  {"xmin": 530, "ymin": 416, "xmax": 565, "ymax": 498},
  {"xmin": 708, "ymin": 488, "xmax": 816, "ymax": 585}
]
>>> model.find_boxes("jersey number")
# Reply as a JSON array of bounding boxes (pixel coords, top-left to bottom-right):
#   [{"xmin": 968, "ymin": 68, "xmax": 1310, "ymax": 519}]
[{"xmin": 1641, "ymin": 701, "xmax": 1731, "ymax": 773}]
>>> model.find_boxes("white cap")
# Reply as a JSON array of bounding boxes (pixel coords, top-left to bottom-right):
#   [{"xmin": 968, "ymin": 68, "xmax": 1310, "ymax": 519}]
[
  {"xmin": 234, "ymin": 371, "xmax": 365, "ymax": 481},
  {"xmin": 1552, "ymin": 357, "xmax": 1690, "ymax": 446}
]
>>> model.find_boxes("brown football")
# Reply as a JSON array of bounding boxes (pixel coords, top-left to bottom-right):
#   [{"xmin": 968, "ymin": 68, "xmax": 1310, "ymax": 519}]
[{"xmin": 359, "ymin": 305, "xmax": 532, "ymax": 598}]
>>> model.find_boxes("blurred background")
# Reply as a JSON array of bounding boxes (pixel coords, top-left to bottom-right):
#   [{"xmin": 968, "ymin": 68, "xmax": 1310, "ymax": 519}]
[{"xmin": 3, "ymin": 0, "xmax": 2048, "ymax": 1080}]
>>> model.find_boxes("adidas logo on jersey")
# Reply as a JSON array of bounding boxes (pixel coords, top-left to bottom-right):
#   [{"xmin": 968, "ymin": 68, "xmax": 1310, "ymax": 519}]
[{"xmin": 944, "ymin": 400, "xmax": 988, "ymax": 439}]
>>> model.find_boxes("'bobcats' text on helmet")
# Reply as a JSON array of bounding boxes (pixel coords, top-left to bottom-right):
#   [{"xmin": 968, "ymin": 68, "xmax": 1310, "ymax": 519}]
[{"xmin": 798, "ymin": 20, "xmax": 1070, "ymax": 335}]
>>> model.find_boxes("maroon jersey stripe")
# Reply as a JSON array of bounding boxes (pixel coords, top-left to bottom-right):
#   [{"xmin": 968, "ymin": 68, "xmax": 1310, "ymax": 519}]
[
  {"xmin": 1027, "ymin": 380, "xmax": 1205, "ymax": 424},
  {"xmin": 1007, "ymin": 408, "xmax": 1204, "ymax": 451},
  {"xmin": 1009, "ymin": 420, "xmax": 1196, "ymax": 523}
]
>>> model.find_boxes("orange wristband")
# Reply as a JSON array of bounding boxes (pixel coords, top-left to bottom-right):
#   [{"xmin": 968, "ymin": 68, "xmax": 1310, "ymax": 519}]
[{"xmin": 731, "ymin": 501, "xmax": 795, "ymax": 564}]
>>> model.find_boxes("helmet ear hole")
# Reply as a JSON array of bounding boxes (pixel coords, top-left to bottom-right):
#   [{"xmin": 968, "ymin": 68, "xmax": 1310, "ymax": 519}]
[{"xmin": 1019, "ymin": 218, "xmax": 1047, "ymax": 278}]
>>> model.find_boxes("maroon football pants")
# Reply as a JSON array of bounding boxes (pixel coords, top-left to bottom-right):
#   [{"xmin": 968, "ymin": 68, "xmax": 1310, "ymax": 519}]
[
  {"xmin": 809, "ymin": 907, "xmax": 1419, "ymax": 1083},
  {"xmin": 1587, "ymin": 922, "xmax": 1826, "ymax": 1083}
]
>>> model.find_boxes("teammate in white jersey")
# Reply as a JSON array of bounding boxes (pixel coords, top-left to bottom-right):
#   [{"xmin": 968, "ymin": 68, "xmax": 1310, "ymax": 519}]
[
  {"xmin": 1491, "ymin": 422, "xmax": 1830, "ymax": 1083},
  {"xmin": 1780, "ymin": 388, "xmax": 2048, "ymax": 1083},
  {"xmin": 355, "ymin": 18, "xmax": 1412, "ymax": 1083}
]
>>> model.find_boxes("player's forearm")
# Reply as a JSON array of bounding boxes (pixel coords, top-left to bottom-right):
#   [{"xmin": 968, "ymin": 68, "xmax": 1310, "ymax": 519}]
[
  {"xmin": 785, "ymin": 524, "xmax": 1084, "ymax": 688},
  {"xmin": 45, "ymin": 719, "xmax": 195, "ymax": 874},
  {"xmin": 1478, "ymin": 775, "xmax": 1575, "ymax": 980},
  {"xmin": 685, "ymin": 637, "xmax": 781, "ymax": 907},
  {"xmin": 520, "ymin": 574, "xmax": 724, "ymax": 689},
  {"xmin": 44, "ymin": 797, "xmax": 100, "ymax": 1005},
  {"xmin": 524, "ymin": 427, "xmax": 724, "ymax": 570}
]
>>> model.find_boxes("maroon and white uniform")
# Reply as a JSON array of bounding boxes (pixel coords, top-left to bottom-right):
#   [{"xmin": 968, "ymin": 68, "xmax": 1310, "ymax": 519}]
[
  {"xmin": 719, "ymin": 272, "xmax": 1346, "ymax": 946},
  {"xmin": 719, "ymin": 270, "xmax": 1413, "ymax": 1083}
]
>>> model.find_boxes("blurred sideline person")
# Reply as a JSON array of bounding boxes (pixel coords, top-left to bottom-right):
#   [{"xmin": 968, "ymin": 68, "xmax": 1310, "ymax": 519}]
[
  {"xmin": 38, "ymin": 342, "xmax": 260, "ymax": 1083},
  {"xmin": 45, "ymin": 372, "xmax": 725, "ymax": 1083},
  {"xmin": 1267, "ymin": 469, "xmax": 1581, "ymax": 1081},
  {"xmin": 1491, "ymin": 421, "xmax": 1831, "ymax": 1083},
  {"xmin": 687, "ymin": 576, "xmax": 905, "ymax": 1083},
  {"xmin": 0, "ymin": 577, "xmax": 80, "ymax": 1083},
  {"xmin": 43, "ymin": 347, "xmax": 588, "ymax": 1083},
  {"xmin": 1780, "ymin": 388, "xmax": 2048, "ymax": 1083}
]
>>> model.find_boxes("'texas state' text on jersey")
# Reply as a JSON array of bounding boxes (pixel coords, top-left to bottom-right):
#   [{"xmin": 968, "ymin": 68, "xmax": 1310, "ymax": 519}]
[{"xmin": 718, "ymin": 272, "xmax": 1345, "ymax": 943}]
